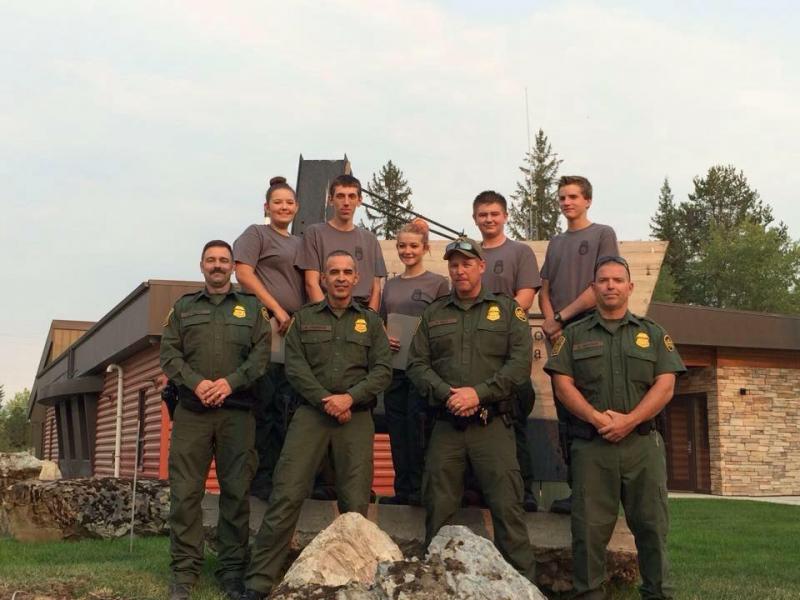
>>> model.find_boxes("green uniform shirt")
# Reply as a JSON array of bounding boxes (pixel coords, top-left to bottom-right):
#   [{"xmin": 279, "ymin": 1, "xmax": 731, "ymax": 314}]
[
  {"xmin": 284, "ymin": 299, "xmax": 392, "ymax": 409},
  {"xmin": 544, "ymin": 310, "xmax": 686, "ymax": 413},
  {"xmin": 407, "ymin": 288, "xmax": 532, "ymax": 406},
  {"xmin": 160, "ymin": 288, "xmax": 271, "ymax": 409}
]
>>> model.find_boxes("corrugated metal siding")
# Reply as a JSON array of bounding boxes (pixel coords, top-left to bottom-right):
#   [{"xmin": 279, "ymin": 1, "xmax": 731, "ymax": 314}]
[
  {"xmin": 43, "ymin": 407, "xmax": 58, "ymax": 461},
  {"xmin": 372, "ymin": 433, "xmax": 395, "ymax": 497},
  {"xmin": 95, "ymin": 345, "xmax": 163, "ymax": 479}
]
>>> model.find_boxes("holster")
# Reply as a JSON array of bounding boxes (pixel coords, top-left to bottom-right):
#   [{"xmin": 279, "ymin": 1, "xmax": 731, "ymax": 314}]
[{"xmin": 161, "ymin": 380, "xmax": 178, "ymax": 421}]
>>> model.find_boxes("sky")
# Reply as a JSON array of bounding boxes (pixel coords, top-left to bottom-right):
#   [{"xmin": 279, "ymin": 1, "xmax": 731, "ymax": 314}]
[{"xmin": 2, "ymin": 0, "xmax": 799, "ymax": 396}]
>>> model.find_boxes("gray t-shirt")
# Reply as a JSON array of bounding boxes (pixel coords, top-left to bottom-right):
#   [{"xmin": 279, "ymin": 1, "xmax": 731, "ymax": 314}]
[
  {"xmin": 233, "ymin": 224, "xmax": 306, "ymax": 314},
  {"xmin": 297, "ymin": 222, "xmax": 388, "ymax": 301},
  {"xmin": 380, "ymin": 271, "xmax": 450, "ymax": 319},
  {"xmin": 481, "ymin": 238, "xmax": 542, "ymax": 298},
  {"xmin": 540, "ymin": 222, "xmax": 619, "ymax": 312}
]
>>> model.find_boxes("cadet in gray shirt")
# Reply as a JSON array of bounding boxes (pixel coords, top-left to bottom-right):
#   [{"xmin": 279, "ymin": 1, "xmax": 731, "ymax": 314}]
[
  {"xmin": 379, "ymin": 220, "xmax": 449, "ymax": 505},
  {"xmin": 538, "ymin": 175, "xmax": 619, "ymax": 516},
  {"xmin": 233, "ymin": 176, "xmax": 306, "ymax": 502},
  {"xmin": 298, "ymin": 175, "xmax": 387, "ymax": 310},
  {"xmin": 472, "ymin": 190, "xmax": 540, "ymax": 513}
]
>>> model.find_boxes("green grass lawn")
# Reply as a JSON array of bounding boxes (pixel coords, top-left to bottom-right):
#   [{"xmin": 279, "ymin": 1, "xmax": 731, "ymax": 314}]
[{"xmin": 0, "ymin": 499, "xmax": 798, "ymax": 599}]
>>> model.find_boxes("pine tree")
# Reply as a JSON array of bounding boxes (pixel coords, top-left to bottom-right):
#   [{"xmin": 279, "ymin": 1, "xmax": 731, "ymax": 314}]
[
  {"xmin": 650, "ymin": 178, "xmax": 683, "ymax": 302},
  {"xmin": 364, "ymin": 160, "xmax": 414, "ymax": 240},
  {"xmin": 508, "ymin": 129, "xmax": 563, "ymax": 240}
]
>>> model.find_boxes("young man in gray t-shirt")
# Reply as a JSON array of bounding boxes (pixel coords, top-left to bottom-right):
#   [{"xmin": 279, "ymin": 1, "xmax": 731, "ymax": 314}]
[
  {"xmin": 473, "ymin": 190, "xmax": 541, "ymax": 513},
  {"xmin": 297, "ymin": 174, "xmax": 387, "ymax": 311},
  {"xmin": 539, "ymin": 175, "xmax": 619, "ymax": 514}
]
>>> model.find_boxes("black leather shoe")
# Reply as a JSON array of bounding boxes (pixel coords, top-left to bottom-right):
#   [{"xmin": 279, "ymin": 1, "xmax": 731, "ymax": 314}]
[
  {"xmin": 523, "ymin": 491, "xmax": 539, "ymax": 513},
  {"xmin": 168, "ymin": 583, "xmax": 191, "ymax": 600},
  {"xmin": 378, "ymin": 494, "xmax": 409, "ymax": 505},
  {"xmin": 550, "ymin": 494, "xmax": 572, "ymax": 514},
  {"xmin": 241, "ymin": 589, "xmax": 269, "ymax": 600},
  {"xmin": 219, "ymin": 579, "xmax": 244, "ymax": 600}
]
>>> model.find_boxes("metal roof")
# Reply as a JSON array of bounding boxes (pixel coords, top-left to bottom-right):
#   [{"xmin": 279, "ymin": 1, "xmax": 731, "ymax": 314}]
[{"xmin": 647, "ymin": 302, "xmax": 800, "ymax": 351}]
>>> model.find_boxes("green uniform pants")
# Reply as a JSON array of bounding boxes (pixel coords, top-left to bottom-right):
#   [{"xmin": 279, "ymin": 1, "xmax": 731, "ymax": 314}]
[
  {"xmin": 571, "ymin": 431, "xmax": 672, "ymax": 600},
  {"xmin": 168, "ymin": 404, "xmax": 257, "ymax": 585},
  {"xmin": 251, "ymin": 365, "xmax": 299, "ymax": 498},
  {"xmin": 384, "ymin": 370, "xmax": 426, "ymax": 501},
  {"xmin": 513, "ymin": 379, "xmax": 536, "ymax": 494},
  {"xmin": 423, "ymin": 417, "xmax": 536, "ymax": 582},
  {"xmin": 245, "ymin": 405, "xmax": 375, "ymax": 593}
]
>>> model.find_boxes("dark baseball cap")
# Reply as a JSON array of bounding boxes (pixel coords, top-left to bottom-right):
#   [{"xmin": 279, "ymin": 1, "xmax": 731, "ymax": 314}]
[
  {"xmin": 594, "ymin": 255, "xmax": 630, "ymax": 278},
  {"xmin": 443, "ymin": 237, "xmax": 484, "ymax": 260}
]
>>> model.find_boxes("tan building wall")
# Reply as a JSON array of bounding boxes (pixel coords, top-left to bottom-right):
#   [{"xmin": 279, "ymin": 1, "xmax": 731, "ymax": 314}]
[{"xmin": 714, "ymin": 365, "xmax": 800, "ymax": 496}]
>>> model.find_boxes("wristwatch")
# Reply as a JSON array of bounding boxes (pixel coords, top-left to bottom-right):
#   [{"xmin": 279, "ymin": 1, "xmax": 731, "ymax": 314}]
[{"xmin": 553, "ymin": 312, "xmax": 563, "ymax": 324}]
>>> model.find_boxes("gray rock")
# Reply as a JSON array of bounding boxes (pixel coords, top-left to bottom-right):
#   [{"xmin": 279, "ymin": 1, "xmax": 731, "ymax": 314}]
[
  {"xmin": 0, "ymin": 452, "xmax": 42, "ymax": 489},
  {"xmin": 2, "ymin": 478, "xmax": 170, "ymax": 541},
  {"xmin": 425, "ymin": 525, "xmax": 548, "ymax": 600},
  {"xmin": 38, "ymin": 460, "xmax": 62, "ymax": 481}
]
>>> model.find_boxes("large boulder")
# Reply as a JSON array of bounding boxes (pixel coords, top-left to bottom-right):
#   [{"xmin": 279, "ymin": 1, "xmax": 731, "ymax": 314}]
[
  {"xmin": 273, "ymin": 512, "xmax": 403, "ymax": 594},
  {"xmin": 2, "ymin": 478, "xmax": 170, "ymax": 541},
  {"xmin": 0, "ymin": 452, "xmax": 43, "ymax": 489}
]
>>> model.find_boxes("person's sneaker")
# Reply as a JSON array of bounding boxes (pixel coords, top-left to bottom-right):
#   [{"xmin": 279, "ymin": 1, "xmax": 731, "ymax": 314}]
[
  {"xmin": 219, "ymin": 579, "xmax": 244, "ymax": 600},
  {"xmin": 241, "ymin": 589, "xmax": 269, "ymax": 600},
  {"xmin": 550, "ymin": 494, "xmax": 572, "ymax": 514},
  {"xmin": 522, "ymin": 491, "xmax": 539, "ymax": 513},
  {"xmin": 168, "ymin": 582, "xmax": 191, "ymax": 600}
]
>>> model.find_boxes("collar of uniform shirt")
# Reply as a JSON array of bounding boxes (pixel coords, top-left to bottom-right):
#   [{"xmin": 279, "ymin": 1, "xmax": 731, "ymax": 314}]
[
  {"xmin": 586, "ymin": 309, "xmax": 640, "ymax": 332},
  {"xmin": 312, "ymin": 298, "xmax": 366, "ymax": 314},
  {"xmin": 441, "ymin": 286, "xmax": 495, "ymax": 310}
]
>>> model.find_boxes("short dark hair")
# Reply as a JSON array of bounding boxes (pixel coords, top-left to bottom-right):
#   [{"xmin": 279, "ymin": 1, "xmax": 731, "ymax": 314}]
[
  {"xmin": 201, "ymin": 240, "xmax": 232, "ymax": 259},
  {"xmin": 472, "ymin": 190, "xmax": 507, "ymax": 214},
  {"xmin": 558, "ymin": 175, "xmax": 593, "ymax": 200},
  {"xmin": 329, "ymin": 174, "xmax": 362, "ymax": 198},
  {"xmin": 325, "ymin": 249, "xmax": 357, "ymax": 271}
]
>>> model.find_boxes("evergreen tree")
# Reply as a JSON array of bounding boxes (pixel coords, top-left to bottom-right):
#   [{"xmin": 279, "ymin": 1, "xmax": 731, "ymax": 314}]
[
  {"xmin": 0, "ymin": 384, "xmax": 4, "ymax": 409},
  {"xmin": 649, "ymin": 165, "xmax": 798, "ymax": 312},
  {"xmin": 508, "ymin": 129, "xmax": 563, "ymax": 240},
  {"xmin": 364, "ymin": 160, "xmax": 413, "ymax": 239}
]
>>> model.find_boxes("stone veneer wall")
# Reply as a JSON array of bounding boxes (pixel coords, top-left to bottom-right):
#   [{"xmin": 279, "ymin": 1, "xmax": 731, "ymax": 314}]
[{"xmin": 714, "ymin": 365, "xmax": 800, "ymax": 496}]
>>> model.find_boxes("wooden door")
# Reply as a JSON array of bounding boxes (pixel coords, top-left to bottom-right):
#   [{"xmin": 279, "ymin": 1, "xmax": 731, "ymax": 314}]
[{"xmin": 664, "ymin": 393, "xmax": 711, "ymax": 492}]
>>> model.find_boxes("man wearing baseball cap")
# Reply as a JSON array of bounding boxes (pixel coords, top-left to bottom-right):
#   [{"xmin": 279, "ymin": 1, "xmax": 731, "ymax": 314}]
[{"xmin": 407, "ymin": 237, "xmax": 536, "ymax": 581}]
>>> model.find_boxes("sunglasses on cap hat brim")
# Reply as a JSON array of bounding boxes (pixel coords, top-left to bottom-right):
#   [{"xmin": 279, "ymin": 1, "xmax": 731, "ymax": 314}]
[
  {"xmin": 594, "ymin": 255, "xmax": 630, "ymax": 277},
  {"xmin": 443, "ymin": 239, "xmax": 482, "ymax": 259}
]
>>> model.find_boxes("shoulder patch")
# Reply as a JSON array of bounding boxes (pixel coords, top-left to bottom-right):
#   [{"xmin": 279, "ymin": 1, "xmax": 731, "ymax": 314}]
[
  {"xmin": 552, "ymin": 335, "xmax": 566, "ymax": 356},
  {"xmin": 515, "ymin": 306, "xmax": 527, "ymax": 321},
  {"xmin": 664, "ymin": 334, "xmax": 675, "ymax": 352},
  {"xmin": 162, "ymin": 308, "xmax": 174, "ymax": 328}
]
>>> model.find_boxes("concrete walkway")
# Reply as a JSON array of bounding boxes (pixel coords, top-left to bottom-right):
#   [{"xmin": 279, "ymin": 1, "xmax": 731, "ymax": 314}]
[{"xmin": 669, "ymin": 492, "xmax": 800, "ymax": 506}]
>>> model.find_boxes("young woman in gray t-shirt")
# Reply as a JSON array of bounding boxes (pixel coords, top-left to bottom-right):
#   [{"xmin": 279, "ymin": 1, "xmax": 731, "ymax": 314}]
[
  {"xmin": 379, "ymin": 219, "xmax": 449, "ymax": 505},
  {"xmin": 233, "ymin": 175, "xmax": 306, "ymax": 500}
]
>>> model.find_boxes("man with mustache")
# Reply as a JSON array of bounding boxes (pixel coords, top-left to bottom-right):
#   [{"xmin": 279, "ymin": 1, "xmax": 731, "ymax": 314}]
[
  {"xmin": 545, "ymin": 256, "xmax": 685, "ymax": 599},
  {"xmin": 160, "ymin": 240, "xmax": 270, "ymax": 600},
  {"xmin": 242, "ymin": 250, "xmax": 392, "ymax": 599}
]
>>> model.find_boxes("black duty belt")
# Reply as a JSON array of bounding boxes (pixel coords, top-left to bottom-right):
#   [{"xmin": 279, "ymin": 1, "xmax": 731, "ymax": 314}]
[{"xmin": 436, "ymin": 399, "xmax": 514, "ymax": 430}]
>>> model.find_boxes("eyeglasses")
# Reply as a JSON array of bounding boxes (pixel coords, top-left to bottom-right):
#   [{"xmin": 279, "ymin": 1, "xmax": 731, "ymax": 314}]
[
  {"xmin": 445, "ymin": 240, "xmax": 478, "ymax": 254},
  {"xmin": 595, "ymin": 255, "xmax": 630, "ymax": 277}
]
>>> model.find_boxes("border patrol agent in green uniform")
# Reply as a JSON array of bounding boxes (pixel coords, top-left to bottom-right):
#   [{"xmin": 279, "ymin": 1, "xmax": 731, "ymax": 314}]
[
  {"xmin": 242, "ymin": 250, "xmax": 392, "ymax": 599},
  {"xmin": 407, "ymin": 238, "xmax": 536, "ymax": 582},
  {"xmin": 545, "ymin": 256, "xmax": 685, "ymax": 600},
  {"xmin": 160, "ymin": 240, "xmax": 270, "ymax": 600}
]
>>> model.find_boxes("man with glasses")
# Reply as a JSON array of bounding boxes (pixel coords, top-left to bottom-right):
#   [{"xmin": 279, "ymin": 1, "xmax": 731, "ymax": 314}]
[
  {"xmin": 407, "ymin": 238, "xmax": 536, "ymax": 581},
  {"xmin": 545, "ymin": 256, "xmax": 684, "ymax": 600}
]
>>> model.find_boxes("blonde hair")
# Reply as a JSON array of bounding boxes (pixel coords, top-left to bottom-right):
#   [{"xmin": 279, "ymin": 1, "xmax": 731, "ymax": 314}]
[{"xmin": 398, "ymin": 218, "xmax": 430, "ymax": 246}]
